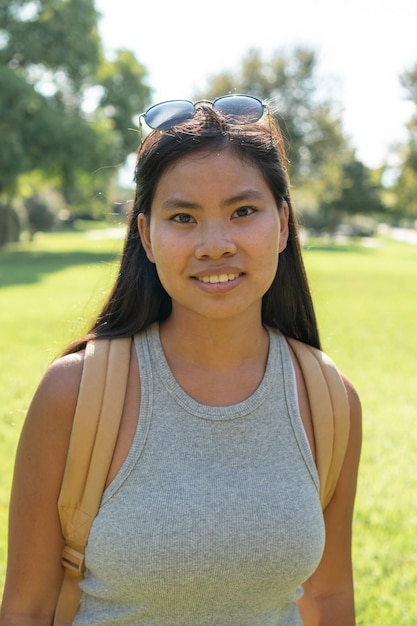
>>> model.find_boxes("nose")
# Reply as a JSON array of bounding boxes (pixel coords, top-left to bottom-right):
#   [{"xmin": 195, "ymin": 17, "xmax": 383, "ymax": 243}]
[{"xmin": 194, "ymin": 219, "xmax": 237, "ymax": 259}]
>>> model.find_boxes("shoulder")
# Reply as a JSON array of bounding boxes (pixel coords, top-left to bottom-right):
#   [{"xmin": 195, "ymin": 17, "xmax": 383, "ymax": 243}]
[
  {"xmin": 36, "ymin": 351, "xmax": 85, "ymax": 408},
  {"xmin": 45, "ymin": 350, "xmax": 85, "ymax": 381},
  {"xmin": 340, "ymin": 373, "xmax": 362, "ymax": 421},
  {"xmin": 13, "ymin": 351, "xmax": 87, "ymax": 509},
  {"xmin": 23, "ymin": 351, "xmax": 86, "ymax": 446},
  {"xmin": 339, "ymin": 372, "xmax": 362, "ymax": 459}
]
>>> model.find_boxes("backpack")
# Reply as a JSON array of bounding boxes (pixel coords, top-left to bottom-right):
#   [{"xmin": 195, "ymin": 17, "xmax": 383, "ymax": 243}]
[{"xmin": 53, "ymin": 335, "xmax": 350, "ymax": 625}]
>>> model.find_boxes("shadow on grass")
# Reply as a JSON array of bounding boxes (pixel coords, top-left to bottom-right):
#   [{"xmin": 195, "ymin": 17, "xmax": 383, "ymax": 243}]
[{"xmin": 0, "ymin": 249, "xmax": 119, "ymax": 288}]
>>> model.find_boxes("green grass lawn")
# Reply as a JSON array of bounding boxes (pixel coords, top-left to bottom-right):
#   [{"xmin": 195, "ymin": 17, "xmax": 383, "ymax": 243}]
[
  {"xmin": 1, "ymin": 231, "xmax": 416, "ymax": 623},
  {"xmin": 305, "ymin": 237, "xmax": 417, "ymax": 625},
  {"xmin": 0, "ymin": 230, "xmax": 123, "ymax": 587}
]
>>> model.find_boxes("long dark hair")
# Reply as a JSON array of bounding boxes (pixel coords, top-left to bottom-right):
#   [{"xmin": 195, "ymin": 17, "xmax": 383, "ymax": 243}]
[{"xmin": 64, "ymin": 105, "xmax": 320, "ymax": 354}]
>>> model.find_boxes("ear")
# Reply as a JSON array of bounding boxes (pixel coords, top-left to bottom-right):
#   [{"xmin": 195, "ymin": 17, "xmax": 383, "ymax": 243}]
[
  {"xmin": 137, "ymin": 213, "xmax": 156, "ymax": 263},
  {"xmin": 278, "ymin": 200, "xmax": 289, "ymax": 253}
]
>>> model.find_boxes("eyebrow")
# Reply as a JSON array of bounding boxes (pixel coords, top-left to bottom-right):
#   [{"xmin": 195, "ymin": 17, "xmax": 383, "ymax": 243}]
[
  {"xmin": 160, "ymin": 198, "xmax": 201, "ymax": 211},
  {"xmin": 222, "ymin": 189, "xmax": 266, "ymax": 207},
  {"xmin": 160, "ymin": 189, "xmax": 266, "ymax": 211}
]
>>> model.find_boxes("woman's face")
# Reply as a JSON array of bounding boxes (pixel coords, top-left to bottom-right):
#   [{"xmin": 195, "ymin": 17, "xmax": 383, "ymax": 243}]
[{"xmin": 138, "ymin": 148, "xmax": 289, "ymax": 326}]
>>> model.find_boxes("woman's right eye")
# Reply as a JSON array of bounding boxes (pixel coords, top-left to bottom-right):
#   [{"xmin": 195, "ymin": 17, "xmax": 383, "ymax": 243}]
[{"xmin": 171, "ymin": 213, "xmax": 195, "ymax": 224}]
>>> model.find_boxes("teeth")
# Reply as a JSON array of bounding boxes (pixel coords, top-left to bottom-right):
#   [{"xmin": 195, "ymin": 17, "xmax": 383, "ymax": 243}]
[{"xmin": 199, "ymin": 273, "xmax": 239, "ymax": 284}]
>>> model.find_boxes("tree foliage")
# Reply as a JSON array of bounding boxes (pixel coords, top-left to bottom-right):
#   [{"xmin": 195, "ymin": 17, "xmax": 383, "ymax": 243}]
[
  {"xmin": 393, "ymin": 63, "xmax": 417, "ymax": 219},
  {"xmin": 202, "ymin": 48, "xmax": 349, "ymax": 183},
  {"xmin": 320, "ymin": 160, "xmax": 385, "ymax": 226},
  {"xmin": 202, "ymin": 48, "xmax": 389, "ymax": 229},
  {"xmin": 0, "ymin": 0, "xmax": 101, "ymax": 81},
  {"xmin": 0, "ymin": 0, "xmax": 152, "ymax": 243},
  {"xmin": 97, "ymin": 49, "xmax": 150, "ymax": 159}
]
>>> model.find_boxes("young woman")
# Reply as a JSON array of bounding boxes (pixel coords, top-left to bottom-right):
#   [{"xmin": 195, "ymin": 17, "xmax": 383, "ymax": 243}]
[{"xmin": 0, "ymin": 95, "xmax": 361, "ymax": 625}]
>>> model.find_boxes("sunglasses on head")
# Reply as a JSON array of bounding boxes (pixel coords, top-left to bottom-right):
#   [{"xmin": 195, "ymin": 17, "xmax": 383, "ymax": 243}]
[{"xmin": 139, "ymin": 94, "xmax": 267, "ymax": 132}]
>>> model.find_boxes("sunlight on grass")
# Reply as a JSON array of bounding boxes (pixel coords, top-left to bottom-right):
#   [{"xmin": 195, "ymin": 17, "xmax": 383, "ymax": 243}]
[
  {"xmin": 305, "ymin": 237, "xmax": 417, "ymax": 625},
  {"xmin": 0, "ymin": 232, "xmax": 123, "ymax": 586}
]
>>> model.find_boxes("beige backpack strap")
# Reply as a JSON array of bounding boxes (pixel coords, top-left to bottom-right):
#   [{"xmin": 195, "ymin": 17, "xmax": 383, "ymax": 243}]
[
  {"xmin": 287, "ymin": 338, "xmax": 350, "ymax": 510},
  {"xmin": 54, "ymin": 336, "xmax": 132, "ymax": 625}
]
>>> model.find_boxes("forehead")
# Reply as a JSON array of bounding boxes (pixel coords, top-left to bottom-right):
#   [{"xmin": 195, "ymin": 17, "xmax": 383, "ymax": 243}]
[
  {"xmin": 149, "ymin": 149, "xmax": 278, "ymax": 216},
  {"xmin": 155, "ymin": 148, "xmax": 268, "ymax": 193}
]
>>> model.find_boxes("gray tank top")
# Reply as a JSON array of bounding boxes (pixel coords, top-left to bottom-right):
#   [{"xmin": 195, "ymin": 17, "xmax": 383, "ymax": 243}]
[{"xmin": 74, "ymin": 324, "xmax": 325, "ymax": 626}]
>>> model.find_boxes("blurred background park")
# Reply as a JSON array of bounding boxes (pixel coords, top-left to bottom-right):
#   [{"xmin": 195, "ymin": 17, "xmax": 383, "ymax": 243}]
[{"xmin": 1, "ymin": 1, "xmax": 417, "ymax": 623}]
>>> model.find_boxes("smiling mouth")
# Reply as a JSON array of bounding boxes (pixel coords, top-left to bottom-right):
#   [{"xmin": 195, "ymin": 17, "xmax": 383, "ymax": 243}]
[{"xmin": 195, "ymin": 273, "xmax": 241, "ymax": 284}]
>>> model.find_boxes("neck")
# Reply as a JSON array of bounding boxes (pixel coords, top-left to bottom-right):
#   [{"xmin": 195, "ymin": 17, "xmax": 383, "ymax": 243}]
[{"xmin": 159, "ymin": 312, "xmax": 269, "ymax": 370}]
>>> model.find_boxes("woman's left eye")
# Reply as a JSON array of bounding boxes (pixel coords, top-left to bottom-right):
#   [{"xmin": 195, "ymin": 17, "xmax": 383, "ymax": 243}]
[
  {"xmin": 232, "ymin": 206, "xmax": 257, "ymax": 218},
  {"xmin": 171, "ymin": 213, "xmax": 195, "ymax": 223}
]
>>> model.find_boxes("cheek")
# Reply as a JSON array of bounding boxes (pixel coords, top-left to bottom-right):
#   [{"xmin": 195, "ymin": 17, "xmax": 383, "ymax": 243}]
[
  {"xmin": 257, "ymin": 220, "xmax": 281, "ymax": 260},
  {"xmin": 250, "ymin": 240, "xmax": 278, "ymax": 288},
  {"xmin": 263, "ymin": 249, "xmax": 280, "ymax": 283},
  {"xmin": 255, "ymin": 224, "xmax": 281, "ymax": 284},
  {"xmin": 149, "ymin": 234, "xmax": 177, "ymax": 269},
  {"xmin": 147, "ymin": 230, "xmax": 182, "ymax": 289}
]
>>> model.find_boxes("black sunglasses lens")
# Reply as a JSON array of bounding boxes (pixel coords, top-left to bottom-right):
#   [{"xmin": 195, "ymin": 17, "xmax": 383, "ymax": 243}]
[
  {"xmin": 213, "ymin": 95, "xmax": 263, "ymax": 123},
  {"xmin": 142, "ymin": 95, "xmax": 264, "ymax": 134},
  {"xmin": 145, "ymin": 100, "xmax": 195, "ymax": 130}
]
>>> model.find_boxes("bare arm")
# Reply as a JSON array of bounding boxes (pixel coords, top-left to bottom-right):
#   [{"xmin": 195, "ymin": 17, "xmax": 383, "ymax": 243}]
[
  {"xmin": 0, "ymin": 353, "xmax": 84, "ymax": 626},
  {"xmin": 297, "ymin": 375, "xmax": 362, "ymax": 626}
]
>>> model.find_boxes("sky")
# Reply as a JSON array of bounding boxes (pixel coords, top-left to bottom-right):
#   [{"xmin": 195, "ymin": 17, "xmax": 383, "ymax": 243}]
[{"xmin": 95, "ymin": 0, "xmax": 416, "ymax": 169}]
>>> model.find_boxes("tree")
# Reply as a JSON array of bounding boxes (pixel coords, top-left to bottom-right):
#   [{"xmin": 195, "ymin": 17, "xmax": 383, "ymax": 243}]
[
  {"xmin": 202, "ymin": 48, "xmax": 387, "ymax": 230},
  {"xmin": 318, "ymin": 159, "xmax": 385, "ymax": 231},
  {"xmin": 0, "ymin": 0, "xmax": 152, "ymax": 243},
  {"xmin": 393, "ymin": 62, "xmax": 417, "ymax": 220},
  {"xmin": 201, "ymin": 48, "xmax": 349, "ymax": 184},
  {"xmin": 97, "ymin": 49, "xmax": 151, "ymax": 159}
]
